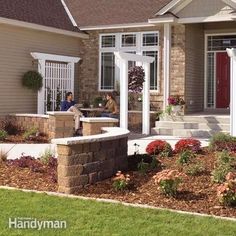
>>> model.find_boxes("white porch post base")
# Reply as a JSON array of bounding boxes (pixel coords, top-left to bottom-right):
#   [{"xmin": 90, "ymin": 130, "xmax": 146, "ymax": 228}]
[
  {"xmin": 227, "ymin": 48, "xmax": 236, "ymax": 137},
  {"xmin": 143, "ymin": 62, "xmax": 150, "ymax": 135}
]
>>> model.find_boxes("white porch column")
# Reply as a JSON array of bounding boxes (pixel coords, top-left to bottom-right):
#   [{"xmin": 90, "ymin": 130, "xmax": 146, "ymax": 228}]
[
  {"xmin": 37, "ymin": 59, "xmax": 45, "ymax": 114},
  {"xmin": 163, "ymin": 23, "xmax": 171, "ymax": 109},
  {"xmin": 227, "ymin": 48, "xmax": 236, "ymax": 136},
  {"xmin": 120, "ymin": 59, "xmax": 129, "ymax": 129},
  {"xmin": 143, "ymin": 62, "xmax": 150, "ymax": 135}
]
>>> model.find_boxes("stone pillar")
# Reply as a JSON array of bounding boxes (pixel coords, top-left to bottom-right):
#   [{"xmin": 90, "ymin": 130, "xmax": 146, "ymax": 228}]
[
  {"xmin": 56, "ymin": 137, "xmax": 128, "ymax": 194},
  {"xmin": 80, "ymin": 118, "xmax": 119, "ymax": 136},
  {"xmin": 47, "ymin": 112, "xmax": 75, "ymax": 139}
]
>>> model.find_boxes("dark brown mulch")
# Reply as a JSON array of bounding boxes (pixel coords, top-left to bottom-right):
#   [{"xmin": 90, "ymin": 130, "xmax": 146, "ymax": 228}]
[
  {"xmin": 0, "ymin": 134, "xmax": 49, "ymax": 143},
  {"xmin": 0, "ymin": 150, "xmax": 236, "ymax": 218},
  {"xmin": 76, "ymin": 150, "xmax": 236, "ymax": 218},
  {"xmin": 0, "ymin": 161, "xmax": 56, "ymax": 192}
]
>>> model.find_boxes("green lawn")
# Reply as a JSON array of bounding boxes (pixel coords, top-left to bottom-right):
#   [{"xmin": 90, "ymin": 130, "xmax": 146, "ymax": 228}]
[{"xmin": 0, "ymin": 189, "xmax": 236, "ymax": 236}]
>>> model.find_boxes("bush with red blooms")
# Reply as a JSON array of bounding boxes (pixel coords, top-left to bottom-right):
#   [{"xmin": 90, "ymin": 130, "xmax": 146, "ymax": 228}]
[
  {"xmin": 168, "ymin": 95, "xmax": 185, "ymax": 106},
  {"xmin": 146, "ymin": 140, "xmax": 173, "ymax": 157},
  {"xmin": 175, "ymin": 138, "xmax": 201, "ymax": 154},
  {"xmin": 217, "ymin": 172, "xmax": 236, "ymax": 206}
]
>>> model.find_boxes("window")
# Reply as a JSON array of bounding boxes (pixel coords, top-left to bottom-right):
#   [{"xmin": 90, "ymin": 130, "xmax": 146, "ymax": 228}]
[
  {"xmin": 143, "ymin": 33, "xmax": 158, "ymax": 46},
  {"xmin": 99, "ymin": 32, "xmax": 159, "ymax": 91},
  {"xmin": 101, "ymin": 52, "xmax": 115, "ymax": 90},
  {"xmin": 143, "ymin": 51, "xmax": 158, "ymax": 90},
  {"xmin": 101, "ymin": 35, "xmax": 116, "ymax": 48},
  {"xmin": 122, "ymin": 34, "xmax": 136, "ymax": 47}
]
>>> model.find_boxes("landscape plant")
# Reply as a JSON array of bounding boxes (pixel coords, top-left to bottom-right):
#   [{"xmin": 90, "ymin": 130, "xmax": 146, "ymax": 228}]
[
  {"xmin": 175, "ymin": 138, "xmax": 201, "ymax": 154},
  {"xmin": 0, "ymin": 130, "xmax": 7, "ymax": 141},
  {"xmin": 217, "ymin": 172, "xmax": 236, "ymax": 206},
  {"xmin": 146, "ymin": 140, "xmax": 173, "ymax": 157},
  {"xmin": 211, "ymin": 151, "xmax": 235, "ymax": 183},
  {"xmin": 153, "ymin": 169, "xmax": 186, "ymax": 197},
  {"xmin": 209, "ymin": 133, "xmax": 236, "ymax": 152},
  {"xmin": 177, "ymin": 150, "xmax": 195, "ymax": 165},
  {"xmin": 22, "ymin": 70, "xmax": 43, "ymax": 91},
  {"xmin": 23, "ymin": 127, "xmax": 38, "ymax": 140},
  {"xmin": 112, "ymin": 171, "xmax": 131, "ymax": 191},
  {"xmin": 185, "ymin": 162, "xmax": 205, "ymax": 176},
  {"xmin": 128, "ymin": 66, "xmax": 145, "ymax": 93},
  {"xmin": 1, "ymin": 118, "xmax": 20, "ymax": 135}
]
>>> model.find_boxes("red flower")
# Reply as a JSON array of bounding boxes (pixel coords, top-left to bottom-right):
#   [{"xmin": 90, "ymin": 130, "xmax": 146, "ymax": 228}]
[
  {"xmin": 146, "ymin": 140, "xmax": 173, "ymax": 156},
  {"xmin": 175, "ymin": 138, "xmax": 201, "ymax": 153}
]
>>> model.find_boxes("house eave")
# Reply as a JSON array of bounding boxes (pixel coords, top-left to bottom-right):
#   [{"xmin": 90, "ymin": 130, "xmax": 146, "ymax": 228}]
[
  {"xmin": 0, "ymin": 17, "xmax": 89, "ymax": 39},
  {"xmin": 79, "ymin": 22, "xmax": 156, "ymax": 31},
  {"xmin": 148, "ymin": 17, "xmax": 176, "ymax": 24}
]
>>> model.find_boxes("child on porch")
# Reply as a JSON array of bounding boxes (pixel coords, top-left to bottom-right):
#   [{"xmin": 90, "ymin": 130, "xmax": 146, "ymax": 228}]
[{"xmin": 61, "ymin": 92, "xmax": 84, "ymax": 134}]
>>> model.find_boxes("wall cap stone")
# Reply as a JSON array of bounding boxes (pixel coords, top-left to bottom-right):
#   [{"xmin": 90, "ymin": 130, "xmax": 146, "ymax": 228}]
[
  {"xmin": 80, "ymin": 117, "xmax": 119, "ymax": 123},
  {"xmin": 9, "ymin": 113, "xmax": 49, "ymax": 118},
  {"xmin": 52, "ymin": 127, "xmax": 129, "ymax": 145},
  {"xmin": 47, "ymin": 111, "xmax": 75, "ymax": 116}
]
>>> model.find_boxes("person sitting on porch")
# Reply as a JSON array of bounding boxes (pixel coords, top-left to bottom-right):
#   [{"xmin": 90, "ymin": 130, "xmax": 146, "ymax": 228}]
[
  {"xmin": 101, "ymin": 93, "xmax": 119, "ymax": 118},
  {"xmin": 61, "ymin": 92, "xmax": 83, "ymax": 132}
]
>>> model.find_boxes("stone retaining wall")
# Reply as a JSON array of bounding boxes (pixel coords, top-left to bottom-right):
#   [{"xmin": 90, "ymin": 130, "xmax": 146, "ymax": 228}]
[
  {"xmin": 53, "ymin": 127, "xmax": 129, "ymax": 194},
  {"xmin": 8, "ymin": 112, "xmax": 75, "ymax": 139}
]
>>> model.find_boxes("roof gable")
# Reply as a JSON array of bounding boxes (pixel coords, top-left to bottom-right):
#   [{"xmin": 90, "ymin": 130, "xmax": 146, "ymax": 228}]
[
  {"xmin": 65, "ymin": 0, "xmax": 172, "ymax": 28},
  {"xmin": 0, "ymin": 0, "xmax": 79, "ymax": 32},
  {"xmin": 177, "ymin": 0, "xmax": 234, "ymax": 18}
]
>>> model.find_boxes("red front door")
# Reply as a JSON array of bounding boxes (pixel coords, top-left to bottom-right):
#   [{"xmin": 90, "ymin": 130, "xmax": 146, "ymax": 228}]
[{"xmin": 216, "ymin": 52, "xmax": 230, "ymax": 108}]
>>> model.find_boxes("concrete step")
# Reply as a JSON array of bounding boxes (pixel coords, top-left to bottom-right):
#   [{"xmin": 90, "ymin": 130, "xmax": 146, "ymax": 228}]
[
  {"xmin": 155, "ymin": 121, "xmax": 230, "ymax": 132},
  {"xmin": 151, "ymin": 127, "xmax": 229, "ymax": 138},
  {"xmin": 160, "ymin": 115, "xmax": 230, "ymax": 124}
]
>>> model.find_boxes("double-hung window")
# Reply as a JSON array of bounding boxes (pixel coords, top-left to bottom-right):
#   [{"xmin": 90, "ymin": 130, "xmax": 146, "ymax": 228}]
[{"xmin": 99, "ymin": 32, "xmax": 159, "ymax": 91}]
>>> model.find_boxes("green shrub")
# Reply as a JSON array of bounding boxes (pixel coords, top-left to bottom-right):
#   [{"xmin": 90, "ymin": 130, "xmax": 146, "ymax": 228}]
[
  {"xmin": 177, "ymin": 150, "xmax": 195, "ymax": 165},
  {"xmin": 211, "ymin": 151, "xmax": 234, "ymax": 183},
  {"xmin": 0, "ymin": 130, "xmax": 7, "ymax": 141},
  {"xmin": 23, "ymin": 127, "xmax": 38, "ymax": 140},
  {"xmin": 22, "ymin": 71, "xmax": 43, "ymax": 91},
  {"xmin": 209, "ymin": 133, "xmax": 236, "ymax": 152},
  {"xmin": 137, "ymin": 157, "xmax": 160, "ymax": 174},
  {"xmin": 40, "ymin": 148, "xmax": 54, "ymax": 165},
  {"xmin": 185, "ymin": 163, "xmax": 205, "ymax": 176},
  {"xmin": 112, "ymin": 171, "xmax": 130, "ymax": 191}
]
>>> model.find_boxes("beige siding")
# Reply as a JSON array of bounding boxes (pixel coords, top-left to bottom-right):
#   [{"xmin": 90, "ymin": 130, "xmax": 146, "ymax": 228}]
[
  {"xmin": 178, "ymin": 0, "xmax": 233, "ymax": 18},
  {"xmin": 0, "ymin": 24, "xmax": 83, "ymax": 115},
  {"xmin": 185, "ymin": 24, "xmax": 205, "ymax": 113}
]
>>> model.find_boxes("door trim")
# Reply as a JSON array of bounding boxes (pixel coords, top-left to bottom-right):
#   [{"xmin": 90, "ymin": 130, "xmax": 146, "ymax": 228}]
[{"xmin": 204, "ymin": 32, "xmax": 236, "ymax": 109}]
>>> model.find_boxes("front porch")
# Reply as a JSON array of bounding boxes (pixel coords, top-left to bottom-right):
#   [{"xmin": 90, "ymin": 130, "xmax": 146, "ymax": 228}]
[{"xmin": 152, "ymin": 112, "xmax": 230, "ymax": 138}]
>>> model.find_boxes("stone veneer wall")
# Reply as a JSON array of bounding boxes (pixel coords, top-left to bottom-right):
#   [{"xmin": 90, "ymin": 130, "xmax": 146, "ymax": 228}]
[
  {"xmin": 55, "ymin": 128, "xmax": 129, "ymax": 194},
  {"xmin": 8, "ymin": 112, "xmax": 74, "ymax": 139},
  {"xmin": 128, "ymin": 111, "xmax": 156, "ymax": 131}
]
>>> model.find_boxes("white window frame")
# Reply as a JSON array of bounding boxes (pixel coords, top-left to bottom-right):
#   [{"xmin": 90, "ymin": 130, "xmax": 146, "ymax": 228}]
[{"xmin": 99, "ymin": 31, "xmax": 160, "ymax": 92}]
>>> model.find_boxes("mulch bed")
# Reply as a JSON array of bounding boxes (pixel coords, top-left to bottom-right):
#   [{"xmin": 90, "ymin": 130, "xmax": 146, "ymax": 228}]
[
  {"xmin": 0, "ymin": 150, "xmax": 236, "ymax": 218},
  {"xmin": 0, "ymin": 160, "xmax": 56, "ymax": 192},
  {"xmin": 0, "ymin": 134, "xmax": 49, "ymax": 144}
]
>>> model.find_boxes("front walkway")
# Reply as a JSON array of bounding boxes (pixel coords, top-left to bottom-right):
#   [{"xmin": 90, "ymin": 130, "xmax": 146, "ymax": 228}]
[{"xmin": 0, "ymin": 134, "xmax": 209, "ymax": 159}]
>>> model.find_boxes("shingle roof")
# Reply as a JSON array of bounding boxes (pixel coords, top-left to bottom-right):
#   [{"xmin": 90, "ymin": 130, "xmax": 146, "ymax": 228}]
[
  {"xmin": 65, "ymin": 0, "xmax": 173, "ymax": 27},
  {"xmin": 0, "ymin": 0, "xmax": 79, "ymax": 32}
]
